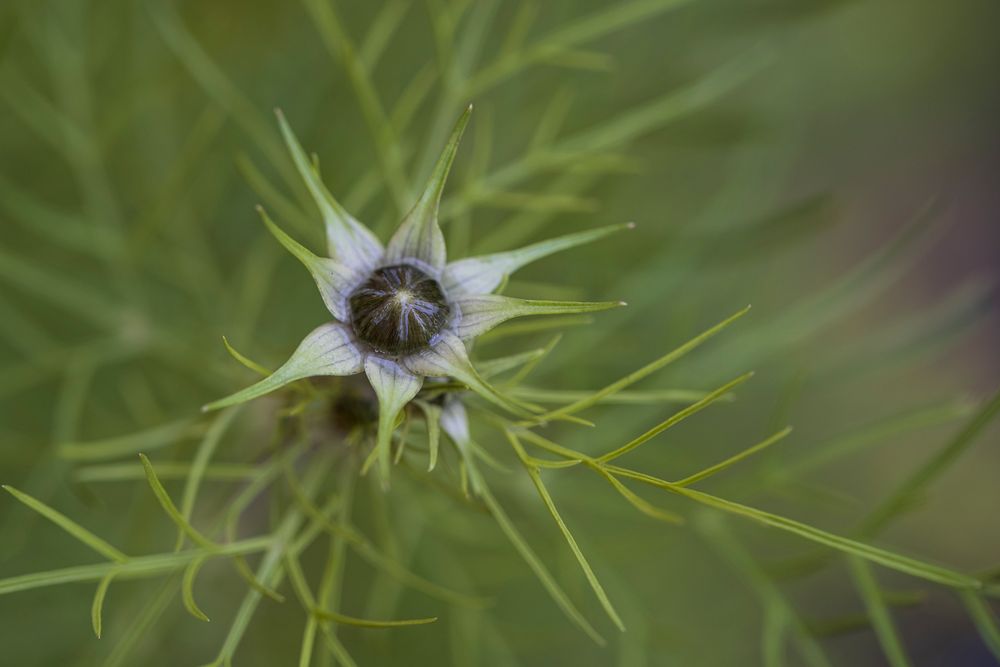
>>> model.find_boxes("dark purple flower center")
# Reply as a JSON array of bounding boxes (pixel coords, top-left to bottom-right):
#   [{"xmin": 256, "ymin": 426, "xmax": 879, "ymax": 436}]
[{"xmin": 349, "ymin": 264, "xmax": 450, "ymax": 356}]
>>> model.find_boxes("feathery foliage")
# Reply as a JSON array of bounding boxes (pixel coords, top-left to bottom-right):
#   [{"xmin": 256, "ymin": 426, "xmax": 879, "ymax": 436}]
[{"xmin": 0, "ymin": 1, "xmax": 997, "ymax": 665}]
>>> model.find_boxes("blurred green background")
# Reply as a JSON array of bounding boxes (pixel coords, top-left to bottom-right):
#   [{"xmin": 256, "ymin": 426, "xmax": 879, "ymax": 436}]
[{"xmin": 1, "ymin": 0, "xmax": 998, "ymax": 665}]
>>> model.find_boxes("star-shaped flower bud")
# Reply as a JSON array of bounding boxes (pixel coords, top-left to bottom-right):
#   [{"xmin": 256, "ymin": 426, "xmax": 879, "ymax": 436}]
[{"xmin": 205, "ymin": 106, "xmax": 629, "ymax": 486}]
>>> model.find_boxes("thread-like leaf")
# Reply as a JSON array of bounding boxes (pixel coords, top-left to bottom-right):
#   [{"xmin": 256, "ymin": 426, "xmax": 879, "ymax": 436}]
[
  {"xmin": 592, "ymin": 465, "xmax": 683, "ymax": 524},
  {"xmin": 286, "ymin": 546, "xmax": 357, "ymax": 667},
  {"xmin": 861, "ymin": 384, "xmax": 1000, "ymax": 536},
  {"xmin": 536, "ymin": 305, "xmax": 751, "ymax": 422},
  {"xmin": 596, "ymin": 372, "xmax": 753, "ymax": 462},
  {"xmin": 847, "ymin": 556, "xmax": 912, "ymax": 667},
  {"xmin": 807, "ymin": 591, "xmax": 926, "ymax": 638},
  {"xmin": 511, "ymin": 387, "xmax": 720, "ymax": 405},
  {"xmin": 478, "ymin": 315, "xmax": 594, "ymax": 342},
  {"xmin": 0, "ymin": 248, "xmax": 122, "ymax": 328},
  {"xmin": 311, "ymin": 608, "xmax": 437, "ymax": 628},
  {"xmin": 477, "ymin": 348, "xmax": 549, "ymax": 379},
  {"xmin": 75, "ymin": 462, "xmax": 257, "ymax": 484},
  {"xmin": 698, "ymin": 515, "xmax": 831, "ymax": 667},
  {"xmin": 507, "ymin": 430, "xmax": 625, "ymax": 631},
  {"xmin": 780, "ymin": 401, "xmax": 973, "ymax": 479},
  {"xmin": 222, "ymin": 336, "xmax": 271, "ymax": 376},
  {"xmin": 611, "ymin": 466, "xmax": 982, "ymax": 589},
  {"xmin": 285, "ymin": 465, "xmax": 486, "ymax": 607},
  {"xmin": 318, "ymin": 627, "xmax": 358, "ymax": 667},
  {"xmin": 2, "ymin": 485, "xmax": 128, "ymax": 562},
  {"xmin": 467, "ymin": 0, "xmax": 697, "ymax": 94},
  {"xmin": 0, "ymin": 537, "xmax": 272, "ymax": 596},
  {"xmin": 471, "ymin": 466, "xmax": 605, "ymax": 645},
  {"xmin": 139, "ymin": 454, "xmax": 216, "ymax": 550},
  {"xmin": 675, "ymin": 427, "xmax": 792, "ymax": 487},
  {"xmin": 58, "ymin": 419, "xmax": 199, "ymax": 461},
  {"xmin": 959, "ymin": 590, "xmax": 1000, "ymax": 660},
  {"xmin": 148, "ymin": 0, "xmax": 297, "ymax": 192},
  {"xmin": 210, "ymin": 454, "xmax": 335, "ymax": 666},
  {"xmin": 506, "ymin": 334, "xmax": 562, "ymax": 387},
  {"xmin": 91, "ymin": 571, "xmax": 117, "ymax": 638},
  {"xmin": 142, "ymin": 459, "xmax": 283, "ymax": 603},
  {"xmin": 176, "ymin": 406, "xmax": 241, "ymax": 550},
  {"xmin": 182, "ymin": 555, "xmax": 211, "ymax": 622},
  {"xmin": 297, "ymin": 0, "xmax": 409, "ymax": 217}
]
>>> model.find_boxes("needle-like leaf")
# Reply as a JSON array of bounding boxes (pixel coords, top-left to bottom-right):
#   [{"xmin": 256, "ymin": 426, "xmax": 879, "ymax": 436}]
[
  {"xmin": 182, "ymin": 555, "xmax": 212, "ymax": 623},
  {"xmin": 91, "ymin": 571, "xmax": 117, "ymax": 638},
  {"xmin": 2, "ymin": 485, "xmax": 128, "ymax": 563},
  {"xmin": 535, "ymin": 305, "xmax": 751, "ymax": 422},
  {"xmin": 847, "ymin": 556, "xmax": 912, "ymax": 667},
  {"xmin": 470, "ymin": 464, "xmax": 606, "ymax": 645},
  {"xmin": 507, "ymin": 430, "xmax": 626, "ymax": 632},
  {"xmin": 596, "ymin": 372, "xmax": 753, "ymax": 462}
]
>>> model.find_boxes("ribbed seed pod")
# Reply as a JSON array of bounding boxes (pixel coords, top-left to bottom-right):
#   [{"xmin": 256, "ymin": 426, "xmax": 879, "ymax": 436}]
[{"xmin": 349, "ymin": 264, "xmax": 451, "ymax": 356}]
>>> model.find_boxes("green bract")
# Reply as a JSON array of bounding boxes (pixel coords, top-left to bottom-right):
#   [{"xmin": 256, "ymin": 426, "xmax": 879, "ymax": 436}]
[{"xmin": 204, "ymin": 106, "xmax": 627, "ymax": 485}]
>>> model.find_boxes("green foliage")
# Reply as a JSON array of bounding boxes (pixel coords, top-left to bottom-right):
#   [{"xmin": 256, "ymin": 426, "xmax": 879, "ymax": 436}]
[{"xmin": 0, "ymin": 0, "xmax": 997, "ymax": 666}]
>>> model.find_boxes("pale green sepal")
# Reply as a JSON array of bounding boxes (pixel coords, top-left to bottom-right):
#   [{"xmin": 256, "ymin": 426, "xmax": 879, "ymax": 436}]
[
  {"xmin": 364, "ymin": 356, "xmax": 423, "ymax": 488},
  {"xmin": 455, "ymin": 295, "xmax": 625, "ymax": 340},
  {"xmin": 413, "ymin": 400, "xmax": 442, "ymax": 472},
  {"xmin": 442, "ymin": 223, "xmax": 633, "ymax": 297},
  {"xmin": 439, "ymin": 397, "xmax": 483, "ymax": 494},
  {"xmin": 203, "ymin": 323, "xmax": 364, "ymax": 411},
  {"xmin": 404, "ymin": 331, "xmax": 532, "ymax": 417},
  {"xmin": 439, "ymin": 396, "xmax": 471, "ymax": 450},
  {"xmin": 258, "ymin": 206, "xmax": 359, "ymax": 321},
  {"xmin": 386, "ymin": 106, "xmax": 472, "ymax": 269},
  {"xmin": 275, "ymin": 109, "xmax": 384, "ymax": 271}
]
